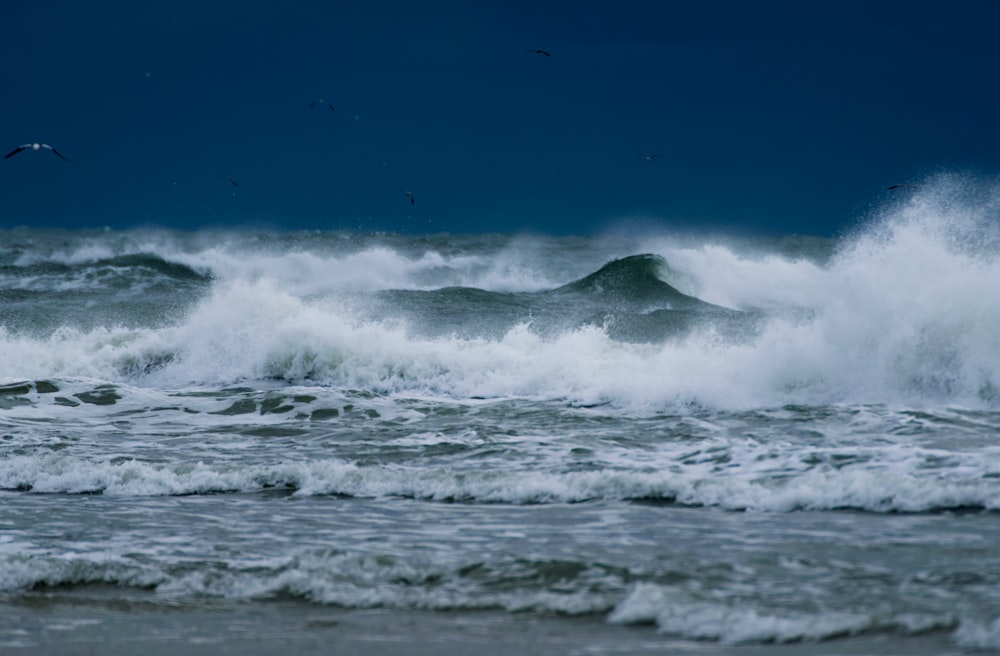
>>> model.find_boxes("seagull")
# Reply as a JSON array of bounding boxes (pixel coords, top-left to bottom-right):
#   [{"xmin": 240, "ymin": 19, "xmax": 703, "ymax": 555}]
[
  {"xmin": 310, "ymin": 98, "xmax": 335, "ymax": 112},
  {"xmin": 642, "ymin": 153, "xmax": 660, "ymax": 161},
  {"xmin": 226, "ymin": 176, "xmax": 239, "ymax": 187},
  {"xmin": 4, "ymin": 143, "xmax": 68, "ymax": 160},
  {"xmin": 887, "ymin": 183, "xmax": 921, "ymax": 191},
  {"xmin": 403, "ymin": 190, "xmax": 415, "ymax": 205},
  {"xmin": 528, "ymin": 49, "xmax": 551, "ymax": 57}
]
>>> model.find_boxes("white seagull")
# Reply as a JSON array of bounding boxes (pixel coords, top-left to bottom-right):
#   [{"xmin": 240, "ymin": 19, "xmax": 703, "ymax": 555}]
[{"xmin": 5, "ymin": 143, "xmax": 68, "ymax": 160}]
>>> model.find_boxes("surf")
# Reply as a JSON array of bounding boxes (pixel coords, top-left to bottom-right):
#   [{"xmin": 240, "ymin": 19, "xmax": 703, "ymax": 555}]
[{"xmin": 1, "ymin": 174, "xmax": 1000, "ymax": 410}]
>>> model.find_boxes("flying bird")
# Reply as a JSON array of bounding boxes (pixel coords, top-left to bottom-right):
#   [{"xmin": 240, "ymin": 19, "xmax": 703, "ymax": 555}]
[
  {"xmin": 642, "ymin": 153, "xmax": 660, "ymax": 161},
  {"xmin": 403, "ymin": 190, "xmax": 415, "ymax": 205},
  {"xmin": 528, "ymin": 49, "xmax": 551, "ymax": 57},
  {"xmin": 5, "ymin": 143, "xmax": 68, "ymax": 160},
  {"xmin": 310, "ymin": 98, "xmax": 335, "ymax": 112},
  {"xmin": 226, "ymin": 176, "xmax": 239, "ymax": 187},
  {"xmin": 887, "ymin": 183, "xmax": 921, "ymax": 191}
]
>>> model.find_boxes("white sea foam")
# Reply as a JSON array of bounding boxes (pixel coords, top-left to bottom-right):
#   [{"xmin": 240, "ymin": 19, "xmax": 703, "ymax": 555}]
[
  {"xmin": 955, "ymin": 616, "xmax": 1000, "ymax": 650},
  {"xmin": 13, "ymin": 241, "xmax": 119, "ymax": 267},
  {"xmin": 652, "ymin": 242, "xmax": 830, "ymax": 311},
  {"xmin": 3, "ymin": 443, "xmax": 998, "ymax": 511},
  {"xmin": 1, "ymin": 176, "xmax": 999, "ymax": 410},
  {"xmin": 148, "ymin": 262, "xmax": 1000, "ymax": 408},
  {"xmin": 0, "ymin": 553, "xmax": 165, "ymax": 593},
  {"xmin": 0, "ymin": 546, "xmax": 613, "ymax": 615},
  {"xmin": 1, "ymin": 546, "xmax": 984, "ymax": 644},
  {"xmin": 215, "ymin": 550, "xmax": 610, "ymax": 613},
  {"xmin": 10, "ymin": 232, "xmax": 568, "ymax": 295},
  {"xmin": 607, "ymin": 582, "xmax": 955, "ymax": 643}
]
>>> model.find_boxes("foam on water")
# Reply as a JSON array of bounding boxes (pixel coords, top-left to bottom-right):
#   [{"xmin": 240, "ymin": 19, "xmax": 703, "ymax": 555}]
[
  {"xmin": 9, "ymin": 232, "xmax": 572, "ymax": 295},
  {"xmin": 955, "ymin": 617, "xmax": 1000, "ymax": 650},
  {"xmin": 4, "ymin": 439, "xmax": 999, "ymax": 510},
  {"xmin": 0, "ymin": 542, "xmax": 986, "ymax": 647},
  {"xmin": 5, "ymin": 179, "xmax": 1000, "ymax": 655},
  {"xmin": 1, "ymin": 175, "xmax": 999, "ymax": 410},
  {"xmin": 0, "ymin": 545, "xmax": 614, "ymax": 615},
  {"xmin": 608, "ymin": 582, "xmax": 959, "ymax": 644}
]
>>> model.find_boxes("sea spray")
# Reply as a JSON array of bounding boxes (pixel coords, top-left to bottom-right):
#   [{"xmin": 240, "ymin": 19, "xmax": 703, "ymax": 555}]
[{"xmin": 5, "ymin": 187, "xmax": 1000, "ymax": 652}]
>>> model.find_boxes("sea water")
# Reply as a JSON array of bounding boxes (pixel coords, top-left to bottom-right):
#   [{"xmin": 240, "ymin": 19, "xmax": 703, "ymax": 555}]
[{"xmin": 2, "ymin": 178, "xmax": 1000, "ymax": 654}]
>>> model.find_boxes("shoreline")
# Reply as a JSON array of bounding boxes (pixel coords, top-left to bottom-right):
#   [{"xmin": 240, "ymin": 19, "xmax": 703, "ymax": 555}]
[{"xmin": 0, "ymin": 592, "xmax": 964, "ymax": 656}]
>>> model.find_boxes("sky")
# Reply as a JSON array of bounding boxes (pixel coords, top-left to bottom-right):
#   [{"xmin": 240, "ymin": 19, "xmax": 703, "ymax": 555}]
[{"xmin": 1, "ymin": 0, "xmax": 998, "ymax": 236}]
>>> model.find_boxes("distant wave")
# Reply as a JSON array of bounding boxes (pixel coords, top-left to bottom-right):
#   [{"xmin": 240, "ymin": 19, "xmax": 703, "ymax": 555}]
[
  {"xmin": 93, "ymin": 253, "xmax": 212, "ymax": 282},
  {"xmin": 553, "ymin": 253, "xmax": 712, "ymax": 309},
  {"xmin": 367, "ymin": 253, "xmax": 752, "ymax": 341},
  {"xmin": 3, "ymin": 252, "xmax": 209, "ymax": 285}
]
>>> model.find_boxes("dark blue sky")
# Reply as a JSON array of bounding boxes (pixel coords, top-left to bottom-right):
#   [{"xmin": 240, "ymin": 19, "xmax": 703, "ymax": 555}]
[{"xmin": 2, "ymin": 0, "xmax": 998, "ymax": 235}]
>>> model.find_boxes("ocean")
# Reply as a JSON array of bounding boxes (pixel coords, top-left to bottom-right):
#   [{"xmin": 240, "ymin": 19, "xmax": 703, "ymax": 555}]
[{"xmin": 2, "ymin": 185, "xmax": 1000, "ymax": 654}]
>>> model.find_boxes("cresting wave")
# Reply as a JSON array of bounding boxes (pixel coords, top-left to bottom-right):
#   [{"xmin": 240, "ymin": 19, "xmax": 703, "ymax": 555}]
[
  {"xmin": 4, "ymin": 178, "xmax": 1000, "ymax": 654},
  {"xmin": 0, "ymin": 545, "xmax": 994, "ymax": 648},
  {"xmin": 608, "ymin": 583, "xmax": 970, "ymax": 644},
  {"xmin": 3, "ymin": 446, "xmax": 999, "ymax": 511},
  {"xmin": 1, "ymin": 174, "xmax": 999, "ymax": 410}
]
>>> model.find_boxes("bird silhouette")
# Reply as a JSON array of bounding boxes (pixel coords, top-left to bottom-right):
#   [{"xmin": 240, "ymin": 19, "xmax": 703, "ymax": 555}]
[{"xmin": 5, "ymin": 143, "xmax": 68, "ymax": 160}]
